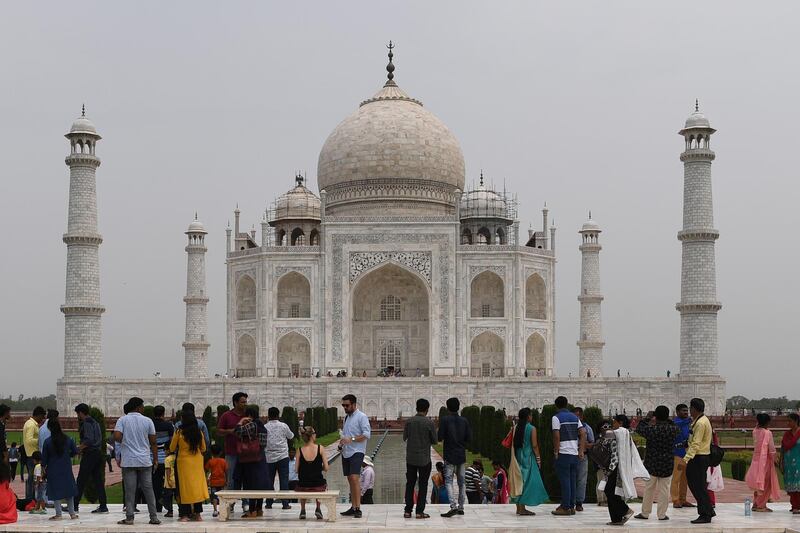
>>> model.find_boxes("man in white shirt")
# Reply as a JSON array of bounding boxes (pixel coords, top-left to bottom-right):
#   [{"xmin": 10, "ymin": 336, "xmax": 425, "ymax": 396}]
[{"xmin": 264, "ymin": 407, "xmax": 295, "ymax": 510}]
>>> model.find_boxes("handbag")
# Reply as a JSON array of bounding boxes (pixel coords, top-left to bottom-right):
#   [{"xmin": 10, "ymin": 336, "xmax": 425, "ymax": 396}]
[
  {"xmin": 501, "ymin": 426, "xmax": 514, "ymax": 449},
  {"xmin": 709, "ymin": 441, "xmax": 725, "ymax": 467},
  {"xmin": 587, "ymin": 437, "xmax": 613, "ymax": 469},
  {"xmin": 236, "ymin": 437, "xmax": 262, "ymax": 463}
]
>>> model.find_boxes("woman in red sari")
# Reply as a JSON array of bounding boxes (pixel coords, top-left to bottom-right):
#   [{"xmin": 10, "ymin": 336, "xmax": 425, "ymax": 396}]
[
  {"xmin": 0, "ymin": 463, "xmax": 17, "ymax": 525},
  {"xmin": 745, "ymin": 413, "xmax": 781, "ymax": 511}
]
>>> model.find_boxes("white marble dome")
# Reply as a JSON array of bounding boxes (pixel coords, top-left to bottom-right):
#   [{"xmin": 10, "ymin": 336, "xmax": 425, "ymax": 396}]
[
  {"xmin": 580, "ymin": 218, "xmax": 601, "ymax": 232},
  {"xmin": 317, "ymin": 82, "xmax": 465, "ymax": 195},
  {"xmin": 684, "ymin": 110, "xmax": 711, "ymax": 129},
  {"xmin": 69, "ymin": 116, "xmax": 99, "ymax": 136},
  {"xmin": 272, "ymin": 178, "xmax": 321, "ymax": 221},
  {"xmin": 460, "ymin": 181, "xmax": 509, "ymax": 220},
  {"xmin": 187, "ymin": 217, "xmax": 207, "ymax": 233}
]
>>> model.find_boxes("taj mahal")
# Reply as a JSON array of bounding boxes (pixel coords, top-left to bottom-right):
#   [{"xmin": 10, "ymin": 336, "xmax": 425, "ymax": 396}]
[{"xmin": 56, "ymin": 46, "xmax": 726, "ymax": 416}]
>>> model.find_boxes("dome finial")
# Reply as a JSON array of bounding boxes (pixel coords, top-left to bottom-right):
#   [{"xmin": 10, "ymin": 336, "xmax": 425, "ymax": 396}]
[
  {"xmin": 479, "ymin": 169, "xmax": 484, "ymax": 187},
  {"xmin": 385, "ymin": 40, "xmax": 396, "ymax": 86},
  {"xmin": 194, "ymin": 211, "xmax": 198, "ymax": 220},
  {"xmin": 296, "ymin": 172, "xmax": 304, "ymax": 187},
  {"xmin": 81, "ymin": 103, "xmax": 85, "ymax": 117},
  {"xmin": 589, "ymin": 210, "xmax": 592, "ymax": 219},
  {"xmin": 695, "ymin": 98, "xmax": 699, "ymax": 112}
]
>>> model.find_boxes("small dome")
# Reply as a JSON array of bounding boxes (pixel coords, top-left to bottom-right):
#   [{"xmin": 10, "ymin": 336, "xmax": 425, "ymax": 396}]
[
  {"xmin": 68, "ymin": 116, "xmax": 99, "ymax": 136},
  {"xmin": 460, "ymin": 178, "xmax": 510, "ymax": 221},
  {"xmin": 580, "ymin": 218, "xmax": 601, "ymax": 232},
  {"xmin": 187, "ymin": 216, "xmax": 207, "ymax": 233},
  {"xmin": 271, "ymin": 177, "xmax": 321, "ymax": 223},
  {"xmin": 684, "ymin": 110, "xmax": 710, "ymax": 129}
]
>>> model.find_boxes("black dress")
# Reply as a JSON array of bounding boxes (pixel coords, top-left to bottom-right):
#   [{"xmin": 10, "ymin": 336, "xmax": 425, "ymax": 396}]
[{"xmin": 297, "ymin": 445, "xmax": 326, "ymax": 491}]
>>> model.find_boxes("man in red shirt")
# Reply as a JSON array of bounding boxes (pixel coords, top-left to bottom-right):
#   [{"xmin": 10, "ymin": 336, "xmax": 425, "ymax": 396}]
[{"xmin": 217, "ymin": 392, "xmax": 248, "ymax": 511}]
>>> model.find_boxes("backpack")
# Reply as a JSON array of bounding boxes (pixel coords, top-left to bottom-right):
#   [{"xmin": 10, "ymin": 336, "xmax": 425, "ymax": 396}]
[{"xmin": 587, "ymin": 436, "xmax": 613, "ymax": 469}]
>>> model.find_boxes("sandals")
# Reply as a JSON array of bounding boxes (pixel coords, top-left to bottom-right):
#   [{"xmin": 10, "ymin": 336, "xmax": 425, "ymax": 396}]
[
  {"xmin": 516, "ymin": 509, "xmax": 536, "ymax": 516},
  {"xmin": 404, "ymin": 512, "xmax": 412, "ymax": 518},
  {"xmin": 416, "ymin": 512, "xmax": 430, "ymax": 519}
]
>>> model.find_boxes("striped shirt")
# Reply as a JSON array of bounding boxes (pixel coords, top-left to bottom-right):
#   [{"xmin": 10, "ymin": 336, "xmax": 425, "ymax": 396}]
[
  {"xmin": 465, "ymin": 466, "xmax": 481, "ymax": 493},
  {"xmin": 552, "ymin": 409, "xmax": 584, "ymax": 455}
]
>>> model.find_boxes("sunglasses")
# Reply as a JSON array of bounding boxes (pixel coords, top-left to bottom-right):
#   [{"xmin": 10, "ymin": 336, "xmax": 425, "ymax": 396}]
[{"xmin": 341, "ymin": 404, "xmax": 351, "ymax": 408}]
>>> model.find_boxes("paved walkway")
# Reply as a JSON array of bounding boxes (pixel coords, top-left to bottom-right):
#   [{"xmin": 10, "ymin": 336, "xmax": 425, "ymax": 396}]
[{"xmin": 2, "ymin": 502, "xmax": 799, "ymax": 532}]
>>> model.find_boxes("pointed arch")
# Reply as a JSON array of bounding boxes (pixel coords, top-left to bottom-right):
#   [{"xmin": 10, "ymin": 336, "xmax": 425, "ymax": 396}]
[
  {"xmin": 471, "ymin": 270, "xmax": 504, "ymax": 317},
  {"xmin": 236, "ymin": 275, "xmax": 257, "ymax": 320},
  {"xmin": 461, "ymin": 228, "xmax": 472, "ymax": 244},
  {"xmin": 276, "ymin": 271, "xmax": 311, "ymax": 318},
  {"xmin": 276, "ymin": 229, "xmax": 286, "ymax": 246},
  {"xmin": 276, "ymin": 332, "xmax": 310, "ymax": 377},
  {"xmin": 496, "ymin": 227, "xmax": 505, "ymax": 244},
  {"xmin": 236, "ymin": 333, "xmax": 256, "ymax": 372},
  {"xmin": 525, "ymin": 273, "xmax": 546, "ymax": 319},
  {"xmin": 477, "ymin": 227, "xmax": 492, "ymax": 245},
  {"xmin": 470, "ymin": 331, "xmax": 504, "ymax": 377},
  {"xmin": 309, "ymin": 228, "xmax": 320, "ymax": 246},
  {"xmin": 525, "ymin": 332, "xmax": 546, "ymax": 374},
  {"xmin": 291, "ymin": 227, "xmax": 305, "ymax": 246}
]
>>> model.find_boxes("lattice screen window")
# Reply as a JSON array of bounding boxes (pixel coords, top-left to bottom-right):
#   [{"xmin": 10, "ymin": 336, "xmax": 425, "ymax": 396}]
[
  {"xmin": 290, "ymin": 303, "xmax": 300, "ymax": 318},
  {"xmin": 380, "ymin": 295, "xmax": 401, "ymax": 321},
  {"xmin": 481, "ymin": 304, "xmax": 491, "ymax": 317},
  {"xmin": 380, "ymin": 341, "xmax": 402, "ymax": 368},
  {"xmin": 291, "ymin": 363, "xmax": 300, "ymax": 376},
  {"xmin": 482, "ymin": 362, "xmax": 491, "ymax": 377}
]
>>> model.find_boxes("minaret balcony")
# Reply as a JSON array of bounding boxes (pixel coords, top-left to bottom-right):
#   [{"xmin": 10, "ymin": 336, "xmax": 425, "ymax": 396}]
[
  {"xmin": 677, "ymin": 229, "xmax": 719, "ymax": 242},
  {"xmin": 183, "ymin": 296, "xmax": 210, "ymax": 304},
  {"xmin": 675, "ymin": 302, "xmax": 722, "ymax": 313},
  {"xmin": 182, "ymin": 341, "xmax": 210, "ymax": 349},
  {"xmin": 578, "ymin": 295, "xmax": 604, "ymax": 303},
  {"xmin": 63, "ymin": 233, "xmax": 103, "ymax": 245},
  {"xmin": 577, "ymin": 340, "xmax": 605, "ymax": 349},
  {"xmin": 60, "ymin": 305, "xmax": 105, "ymax": 316},
  {"xmin": 680, "ymin": 149, "xmax": 716, "ymax": 162},
  {"xmin": 65, "ymin": 153, "xmax": 101, "ymax": 167}
]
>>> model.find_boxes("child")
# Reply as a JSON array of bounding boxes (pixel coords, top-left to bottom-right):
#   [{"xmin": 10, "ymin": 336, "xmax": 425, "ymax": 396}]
[
  {"xmin": 287, "ymin": 447, "xmax": 299, "ymax": 503},
  {"xmin": 7, "ymin": 444, "xmax": 19, "ymax": 483},
  {"xmin": 204, "ymin": 444, "xmax": 227, "ymax": 518},
  {"xmin": 162, "ymin": 451, "xmax": 177, "ymax": 517},
  {"xmin": 30, "ymin": 452, "xmax": 46, "ymax": 515},
  {"xmin": 0, "ymin": 463, "xmax": 18, "ymax": 524}
]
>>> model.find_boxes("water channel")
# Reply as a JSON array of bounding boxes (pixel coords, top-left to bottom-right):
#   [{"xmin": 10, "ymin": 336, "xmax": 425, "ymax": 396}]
[{"xmin": 326, "ymin": 431, "xmax": 420, "ymax": 504}]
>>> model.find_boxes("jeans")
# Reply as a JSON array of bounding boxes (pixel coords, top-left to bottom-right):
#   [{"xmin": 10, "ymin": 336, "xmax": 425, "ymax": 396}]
[
  {"xmin": 152, "ymin": 463, "xmax": 165, "ymax": 512},
  {"xmin": 443, "ymin": 462, "xmax": 465, "ymax": 510},
  {"xmin": 555, "ymin": 453, "xmax": 580, "ymax": 509},
  {"xmin": 404, "ymin": 462, "xmax": 432, "ymax": 514},
  {"xmin": 266, "ymin": 457, "xmax": 290, "ymax": 508},
  {"xmin": 686, "ymin": 454, "xmax": 713, "ymax": 520},
  {"xmin": 225, "ymin": 454, "xmax": 247, "ymax": 510},
  {"xmin": 604, "ymin": 468, "xmax": 630, "ymax": 522},
  {"xmin": 122, "ymin": 466, "xmax": 158, "ymax": 521},
  {"xmin": 576, "ymin": 456, "xmax": 588, "ymax": 505},
  {"xmin": 54, "ymin": 497, "xmax": 75, "ymax": 517},
  {"xmin": 8, "ymin": 462, "xmax": 16, "ymax": 482},
  {"xmin": 25, "ymin": 458, "xmax": 35, "ymax": 499},
  {"xmin": 75, "ymin": 448, "xmax": 107, "ymax": 511}
]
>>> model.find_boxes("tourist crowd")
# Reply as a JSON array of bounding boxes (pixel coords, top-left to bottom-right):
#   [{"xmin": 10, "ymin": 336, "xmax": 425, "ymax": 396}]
[{"xmin": 1, "ymin": 395, "xmax": 800, "ymax": 526}]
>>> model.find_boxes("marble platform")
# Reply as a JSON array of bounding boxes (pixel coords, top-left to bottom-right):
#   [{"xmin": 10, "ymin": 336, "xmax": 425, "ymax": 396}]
[{"xmin": 2, "ymin": 503, "xmax": 799, "ymax": 532}]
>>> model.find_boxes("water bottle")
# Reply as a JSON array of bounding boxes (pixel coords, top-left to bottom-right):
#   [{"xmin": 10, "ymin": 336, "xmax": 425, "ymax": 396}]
[{"xmin": 744, "ymin": 497, "xmax": 752, "ymax": 516}]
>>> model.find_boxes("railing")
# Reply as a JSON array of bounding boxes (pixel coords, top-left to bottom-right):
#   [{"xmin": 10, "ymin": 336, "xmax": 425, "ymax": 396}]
[
  {"xmin": 277, "ymin": 367, "xmax": 313, "ymax": 378},
  {"xmin": 469, "ymin": 367, "xmax": 505, "ymax": 378},
  {"xmin": 233, "ymin": 368, "xmax": 262, "ymax": 378}
]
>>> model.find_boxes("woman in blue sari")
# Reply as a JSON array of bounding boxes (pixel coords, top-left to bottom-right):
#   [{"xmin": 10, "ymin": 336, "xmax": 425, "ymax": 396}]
[{"xmin": 509, "ymin": 408, "xmax": 548, "ymax": 515}]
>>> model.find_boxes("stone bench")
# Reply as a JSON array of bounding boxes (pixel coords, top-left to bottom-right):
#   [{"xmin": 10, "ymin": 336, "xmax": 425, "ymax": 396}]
[{"xmin": 215, "ymin": 489, "xmax": 339, "ymax": 522}]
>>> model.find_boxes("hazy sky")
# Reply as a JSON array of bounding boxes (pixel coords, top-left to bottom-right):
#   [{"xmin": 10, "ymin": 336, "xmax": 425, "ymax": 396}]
[{"xmin": 1, "ymin": 2, "xmax": 797, "ymax": 399}]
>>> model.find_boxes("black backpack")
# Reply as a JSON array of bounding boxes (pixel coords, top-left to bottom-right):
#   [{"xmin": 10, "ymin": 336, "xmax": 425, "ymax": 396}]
[{"xmin": 694, "ymin": 416, "xmax": 725, "ymax": 467}]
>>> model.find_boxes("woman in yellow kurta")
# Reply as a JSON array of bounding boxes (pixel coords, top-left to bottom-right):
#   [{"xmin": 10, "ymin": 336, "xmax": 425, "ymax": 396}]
[{"xmin": 169, "ymin": 411, "xmax": 208, "ymax": 522}]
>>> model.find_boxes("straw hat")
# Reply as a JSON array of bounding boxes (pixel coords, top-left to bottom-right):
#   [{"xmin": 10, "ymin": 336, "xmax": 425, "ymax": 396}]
[{"xmin": 363, "ymin": 455, "xmax": 374, "ymax": 467}]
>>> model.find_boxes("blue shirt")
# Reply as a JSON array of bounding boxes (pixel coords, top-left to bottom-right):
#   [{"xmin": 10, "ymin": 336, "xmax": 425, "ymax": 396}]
[
  {"xmin": 584, "ymin": 421, "xmax": 595, "ymax": 444},
  {"xmin": 342, "ymin": 409, "xmax": 371, "ymax": 459},
  {"xmin": 672, "ymin": 416, "xmax": 692, "ymax": 458},
  {"xmin": 175, "ymin": 419, "xmax": 210, "ymax": 450},
  {"xmin": 552, "ymin": 409, "xmax": 583, "ymax": 455},
  {"xmin": 38, "ymin": 420, "xmax": 52, "ymax": 452},
  {"xmin": 114, "ymin": 412, "xmax": 156, "ymax": 468}
]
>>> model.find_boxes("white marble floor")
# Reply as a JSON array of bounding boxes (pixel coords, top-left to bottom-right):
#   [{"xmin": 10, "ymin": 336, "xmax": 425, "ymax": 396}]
[{"xmin": 2, "ymin": 503, "xmax": 799, "ymax": 532}]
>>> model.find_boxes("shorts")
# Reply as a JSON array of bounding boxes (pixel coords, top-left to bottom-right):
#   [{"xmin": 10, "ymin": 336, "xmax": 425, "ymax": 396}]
[
  {"xmin": 341, "ymin": 453, "xmax": 364, "ymax": 477},
  {"xmin": 209, "ymin": 486, "xmax": 224, "ymax": 503}
]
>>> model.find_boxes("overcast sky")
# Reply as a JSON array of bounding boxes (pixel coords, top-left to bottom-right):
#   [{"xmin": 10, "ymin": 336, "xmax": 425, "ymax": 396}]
[{"xmin": 0, "ymin": 2, "xmax": 796, "ymax": 399}]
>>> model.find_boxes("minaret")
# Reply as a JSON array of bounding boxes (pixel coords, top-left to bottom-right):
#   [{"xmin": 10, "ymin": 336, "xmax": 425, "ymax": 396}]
[
  {"xmin": 62, "ymin": 107, "xmax": 104, "ymax": 378},
  {"xmin": 677, "ymin": 101, "xmax": 721, "ymax": 376},
  {"xmin": 577, "ymin": 213, "xmax": 604, "ymax": 378},
  {"xmin": 183, "ymin": 214, "xmax": 210, "ymax": 378}
]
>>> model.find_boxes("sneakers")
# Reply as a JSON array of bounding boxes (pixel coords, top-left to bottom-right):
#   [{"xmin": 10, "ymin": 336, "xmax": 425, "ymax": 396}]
[
  {"xmin": 340, "ymin": 507, "xmax": 355, "ymax": 516},
  {"xmin": 117, "ymin": 518, "xmax": 134, "ymax": 525},
  {"xmin": 353, "ymin": 508, "xmax": 362, "ymax": 518},
  {"xmin": 633, "ymin": 513, "xmax": 648, "ymax": 520},
  {"xmin": 315, "ymin": 508, "xmax": 323, "ymax": 520},
  {"xmin": 163, "ymin": 511, "xmax": 174, "ymax": 518},
  {"xmin": 441, "ymin": 508, "xmax": 460, "ymax": 518},
  {"xmin": 575, "ymin": 504, "xmax": 584, "ymax": 512},
  {"xmin": 691, "ymin": 516, "xmax": 712, "ymax": 524},
  {"xmin": 212, "ymin": 511, "xmax": 219, "ymax": 518},
  {"xmin": 149, "ymin": 518, "xmax": 161, "ymax": 525},
  {"xmin": 91, "ymin": 506, "xmax": 109, "ymax": 514},
  {"xmin": 551, "ymin": 506, "xmax": 572, "ymax": 516},
  {"xmin": 299, "ymin": 510, "xmax": 306, "ymax": 520}
]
